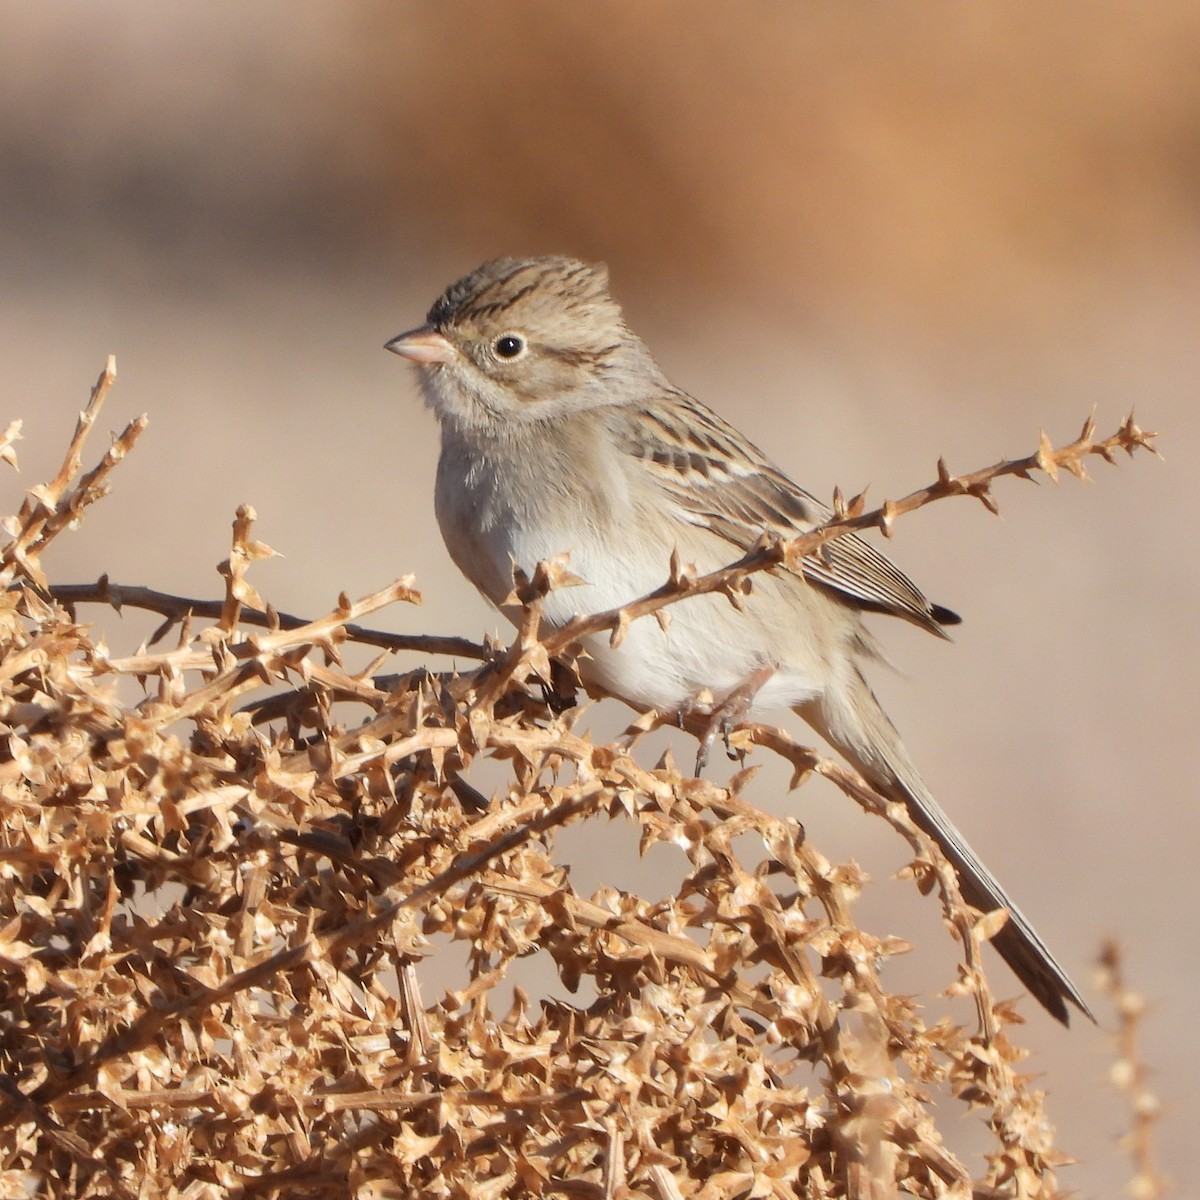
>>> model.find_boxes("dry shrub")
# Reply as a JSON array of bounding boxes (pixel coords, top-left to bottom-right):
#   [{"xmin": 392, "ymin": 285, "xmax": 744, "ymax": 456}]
[{"xmin": 0, "ymin": 362, "xmax": 1159, "ymax": 1198}]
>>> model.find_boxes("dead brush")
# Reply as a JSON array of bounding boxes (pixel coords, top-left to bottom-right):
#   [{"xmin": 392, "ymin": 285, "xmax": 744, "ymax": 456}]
[{"xmin": 0, "ymin": 360, "xmax": 1160, "ymax": 1198}]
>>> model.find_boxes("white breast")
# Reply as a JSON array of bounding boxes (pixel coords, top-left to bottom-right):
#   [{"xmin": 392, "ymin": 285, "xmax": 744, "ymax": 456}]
[{"xmin": 435, "ymin": 430, "xmax": 831, "ymax": 716}]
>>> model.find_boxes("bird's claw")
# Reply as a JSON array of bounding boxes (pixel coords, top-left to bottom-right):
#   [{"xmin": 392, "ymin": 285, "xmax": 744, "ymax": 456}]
[{"xmin": 688, "ymin": 665, "xmax": 775, "ymax": 776}]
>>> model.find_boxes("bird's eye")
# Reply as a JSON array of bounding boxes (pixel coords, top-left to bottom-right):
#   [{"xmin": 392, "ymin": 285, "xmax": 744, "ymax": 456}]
[{"xmin": 493, "ymin": 333, "xmax": 526, "ymax": 360}]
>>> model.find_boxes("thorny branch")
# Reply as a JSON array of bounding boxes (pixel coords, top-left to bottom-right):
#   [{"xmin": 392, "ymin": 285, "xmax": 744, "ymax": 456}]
[
  {"xmin": 533, "ymin": 410, "xmax": 1158, "ymax": 662},
  {"xmin": 0, "ymin": 359, "xmax": 148, "ymax": 594}
]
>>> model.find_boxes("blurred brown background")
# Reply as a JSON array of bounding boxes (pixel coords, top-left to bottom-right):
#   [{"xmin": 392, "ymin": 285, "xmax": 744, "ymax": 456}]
[{"xmin": 2, "ymin": 2, "xmax": 1196, "ymax": 1189}]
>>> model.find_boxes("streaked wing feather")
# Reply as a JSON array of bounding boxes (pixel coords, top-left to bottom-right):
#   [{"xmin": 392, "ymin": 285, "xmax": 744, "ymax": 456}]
[{"xmin": 616, "ymin": 392, "xmax": 958, "ymax": 635}]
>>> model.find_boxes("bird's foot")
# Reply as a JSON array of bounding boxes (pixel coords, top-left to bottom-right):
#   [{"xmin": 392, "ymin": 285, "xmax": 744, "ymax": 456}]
[{"xmin": 690, "ymin": 665, "xmax": 775, "ymax": 774}]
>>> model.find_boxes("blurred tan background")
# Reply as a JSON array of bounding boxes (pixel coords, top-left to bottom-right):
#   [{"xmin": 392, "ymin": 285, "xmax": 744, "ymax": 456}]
[{"xmin": 2, "ymin": 1, "xmax": 1197, "ymax": 1189}]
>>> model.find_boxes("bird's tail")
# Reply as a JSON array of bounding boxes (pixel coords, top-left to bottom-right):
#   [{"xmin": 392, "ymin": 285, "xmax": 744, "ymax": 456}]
[{"xmin": 796, "ymin": 668, "xmax": 1092, "ymax": 1025}]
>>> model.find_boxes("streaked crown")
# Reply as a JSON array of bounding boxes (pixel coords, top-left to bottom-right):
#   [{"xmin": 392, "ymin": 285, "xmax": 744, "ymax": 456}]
[{"xmin": 427, "ymin": 256, "xmax": 615, "ymax": 332}]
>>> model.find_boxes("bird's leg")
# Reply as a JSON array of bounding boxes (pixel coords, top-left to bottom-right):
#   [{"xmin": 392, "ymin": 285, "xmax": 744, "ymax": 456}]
[{"xmin": 692, "ymin": 664, "xmax": 775, "ymax": 774}]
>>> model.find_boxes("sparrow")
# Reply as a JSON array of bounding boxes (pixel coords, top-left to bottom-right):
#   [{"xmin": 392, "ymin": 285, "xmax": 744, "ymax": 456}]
[{"xmin": 386, "ymin": 255, "xmax": 1092, "ymax": 1025}]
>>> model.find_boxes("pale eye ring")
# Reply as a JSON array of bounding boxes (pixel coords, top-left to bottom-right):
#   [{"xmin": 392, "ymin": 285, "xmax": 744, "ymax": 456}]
[{"xmin": 493, "ymin": 332, "xmax": 526, "ymax": 360}]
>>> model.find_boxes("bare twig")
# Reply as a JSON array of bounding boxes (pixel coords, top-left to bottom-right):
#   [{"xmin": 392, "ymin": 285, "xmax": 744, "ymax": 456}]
[
  {"xmin": 1098, "ymin": 941, "xmax": 1168, "ymax": 1200},
  {"xmin": 47, "ymin": 576, "xmax": 488, "ymax": 660},
  {"xmin": 1, "ymin": 357, "xmax": 149, "ymax": 590}
]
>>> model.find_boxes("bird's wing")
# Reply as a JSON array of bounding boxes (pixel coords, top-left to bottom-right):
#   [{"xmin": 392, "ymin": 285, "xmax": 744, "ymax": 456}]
[{"xmin": 611, "ymin": 391, "xmax": 959, "ymax": 635}]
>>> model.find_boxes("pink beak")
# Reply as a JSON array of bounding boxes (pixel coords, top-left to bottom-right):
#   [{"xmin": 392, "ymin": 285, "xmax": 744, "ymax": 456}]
[{"xmin": 384, "ymin": 325, "xmax": 457, "ymax": 365}]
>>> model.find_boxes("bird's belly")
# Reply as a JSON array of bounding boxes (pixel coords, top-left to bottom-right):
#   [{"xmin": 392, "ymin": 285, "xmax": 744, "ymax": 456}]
[
  {"xmin": 500, "ymin": 523, "xmax": 827, "ymax": 716},
  {"xmin": 437, "ymin": 456, "xmax": 832, "ymax": 716}
]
